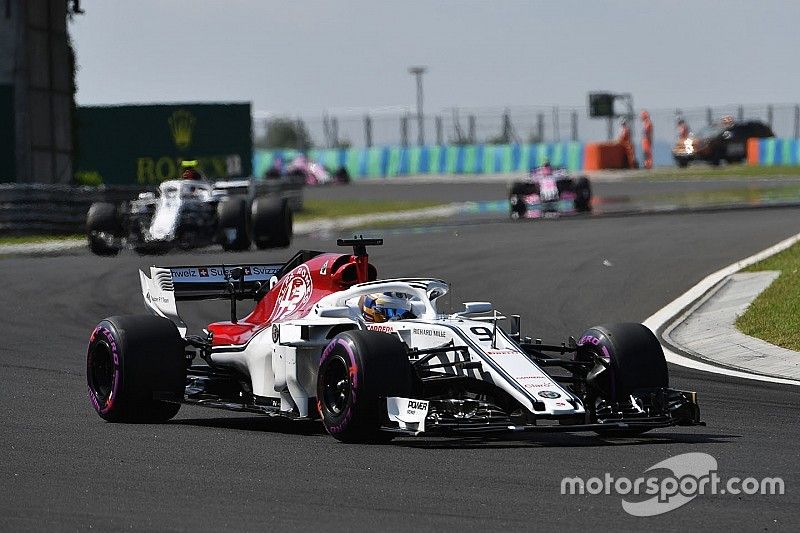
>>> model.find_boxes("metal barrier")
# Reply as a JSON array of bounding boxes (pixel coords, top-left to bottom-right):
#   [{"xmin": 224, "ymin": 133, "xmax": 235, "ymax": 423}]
[{"xmin": 0, "ymin": 178, "xmax": 304, "ymax": 235}]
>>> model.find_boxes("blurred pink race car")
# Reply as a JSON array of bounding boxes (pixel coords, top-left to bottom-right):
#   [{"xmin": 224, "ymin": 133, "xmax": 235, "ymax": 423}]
[
  {"xmin": 266, "ymin": 155, "xmax": 350, "ymax": 186},
  {"xmin": 509, "ymin": 164, "xmax": 591, "ymax": 219}
]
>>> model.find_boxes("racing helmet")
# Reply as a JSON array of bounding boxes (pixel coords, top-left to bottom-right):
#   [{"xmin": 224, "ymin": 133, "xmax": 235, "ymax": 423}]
[
  {"xmin": 359, "ymin": 292, "xmax": 415, "ymax": 323},
  {"xmin": 182, "ymin": 168, "xmax": 202, "ymax": 180},
  {"xmin": 180, "ymin": 160, "xmax": 202, "ymax": 180}
]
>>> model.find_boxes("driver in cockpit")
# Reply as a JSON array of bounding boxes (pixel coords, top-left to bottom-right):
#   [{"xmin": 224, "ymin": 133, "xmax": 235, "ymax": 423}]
[{"xmin": 359, "ymin": 292, "xmax": 416, "ymax": 323}]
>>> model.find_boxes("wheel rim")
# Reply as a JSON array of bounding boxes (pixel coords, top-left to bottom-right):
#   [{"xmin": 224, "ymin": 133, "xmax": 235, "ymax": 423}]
[
  {"xmin": 88, "ymin": 340, "xmax": 115, "ymax": 405},
  {"xmin": 321, "ymin": 355, "xmax": 351, "ymax": 416}
]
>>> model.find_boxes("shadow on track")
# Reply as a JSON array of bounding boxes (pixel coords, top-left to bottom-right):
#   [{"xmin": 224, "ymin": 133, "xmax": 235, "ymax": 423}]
[
  {"xmin": 171, "ymin": 415, "xmax": 327, "ymax": 436},
  {"xmin": 391, "ymin": 431, "xmax": 737, "ymax": 450},
  {"xmin": 170, "ymin": 415, "xmax": 735, "ymax": 449}
]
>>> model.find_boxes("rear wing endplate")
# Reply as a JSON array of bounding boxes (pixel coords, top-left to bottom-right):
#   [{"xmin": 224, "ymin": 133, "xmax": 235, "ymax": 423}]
[{"xmin": 139, "ymin": 263, "xmax": 283, "ymax": 335}]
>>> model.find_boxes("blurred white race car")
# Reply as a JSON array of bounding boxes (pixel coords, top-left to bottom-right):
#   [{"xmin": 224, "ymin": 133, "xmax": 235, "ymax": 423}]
[{"xmin": 86, "ymin": 171, "xmax": 292, "ymax": 255}]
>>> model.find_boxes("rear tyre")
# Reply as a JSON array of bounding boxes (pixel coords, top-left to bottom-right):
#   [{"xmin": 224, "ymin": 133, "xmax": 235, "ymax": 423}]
[
  {"xmin": 86, "ymin": 202, "xmax": 121, "ymax": 256},
  {"xmin": 217, "ymin": 197, "xmax": 251, "ymax": 251},
  {"xmin": 251, "ymin": 197, "xmax": 292, "ymax": 249},
  {"xmin": 334, "ymin": 166, "xmax": 351, "ymax": 184},
  {"xmin": 87, "ymin": 315, "xmax": 186, "ymax": 423},
  {"xmin": 577, "ymin": 323, "xmax": 668, "ymax": 436},
  {"xmin": 317, "ymin": 331, "xmax": 415, "ymax": 443}
]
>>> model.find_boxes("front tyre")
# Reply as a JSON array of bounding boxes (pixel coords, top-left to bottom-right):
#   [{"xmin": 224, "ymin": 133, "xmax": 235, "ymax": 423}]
[
  {"xmin": 574, "ymin": 177, "xmax": 592, "ymax": 212},
  {"xmin": 86, "ymin": 202, "xmax": 121, "ymax": 256},
  {"xmin": 577, "ymin": 323, "xmax": 668, "ymax": 436},
  {"xmin": 87, "ymin": 315, "xmax": 186, "ymax": 423},
  {"xmin": 317, "ymin": 331, "xmax": 415, "ymax": 443}
]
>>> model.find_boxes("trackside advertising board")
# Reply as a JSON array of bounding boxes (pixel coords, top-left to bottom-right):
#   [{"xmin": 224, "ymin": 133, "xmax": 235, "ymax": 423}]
[{"xmin": 75, "ymin": 103, "xmax": 252, "ymax": 185}]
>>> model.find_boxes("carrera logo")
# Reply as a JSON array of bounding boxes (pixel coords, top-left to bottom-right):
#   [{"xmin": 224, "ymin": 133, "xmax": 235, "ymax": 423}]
[{"xmin": 367, "ymin": 324, "xmax": 395, "ymax": 333}]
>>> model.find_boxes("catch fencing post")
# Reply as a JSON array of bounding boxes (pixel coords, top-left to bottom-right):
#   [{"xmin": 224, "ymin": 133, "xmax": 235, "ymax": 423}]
[
  {"xmin": 552, "ymin": 106, "xmax": 560, "ymax": 142},
  {"xmin": 706, "ymin": 107, "xmax": 713, "ymax": 126},
  {"xmin": 571, "ymin": 110, "xmax": 578, "ymax": 141},
  {"xmin": 468, "ymin": 115, "xmax": 476, "ymax": 143},
  {"xmin": 331, "ymin": 117, "xmax": 339, "ymax": 148},
  {"xmin": 795, "ymin": 105, "xmax": 800, "ymax": 138},
  {"xmin": 323, "ymin": 114, "xmax": 331, "ymax": 148},
  {"xmin": 364, "ymin": 115, "xmax": 373, "ymax": 147},
  {"xmin": 767, "ymin": 105, "xmax": 773, "ymax": 127},
  {"xmin": 537, "ymin": 113, "xmax": 545, "ymax": 142},
  {"xmin": 435, "ymin": 116, "xmax": 443, "ymax": 145},
  {"xmin": 400, "ymin": 116, "xmax": 409, "ymax": 147},
  {"xmin": 738, "ymin": 105, "xmax": 744, "ymax": 122}
]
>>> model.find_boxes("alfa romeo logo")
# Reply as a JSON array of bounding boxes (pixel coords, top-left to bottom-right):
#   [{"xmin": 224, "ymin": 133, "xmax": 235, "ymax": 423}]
[{"xmin": 269, "ymin": 265, "xmax": 313, "ymax": 323}]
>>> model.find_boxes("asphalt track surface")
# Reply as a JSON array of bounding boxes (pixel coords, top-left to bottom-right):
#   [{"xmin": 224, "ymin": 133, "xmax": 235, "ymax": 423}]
[{"xmin": 3, "ymin": 207, "xmax": 800, "ymax": 531}]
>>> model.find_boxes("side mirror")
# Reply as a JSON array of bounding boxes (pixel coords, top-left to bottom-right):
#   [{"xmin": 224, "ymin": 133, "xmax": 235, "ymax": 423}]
[
  {"xmin": 317, "ymin": 306, "xmax": 352, "ymax": 318},
  {"xmin": 460, "ymin": 301, "xmax": 493, "ymax": 315}
]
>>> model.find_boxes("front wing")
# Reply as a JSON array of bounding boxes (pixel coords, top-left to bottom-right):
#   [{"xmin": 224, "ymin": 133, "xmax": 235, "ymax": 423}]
[{"xmin": 385, "ymin": 388, "xmax": 702, "ymax": 436}]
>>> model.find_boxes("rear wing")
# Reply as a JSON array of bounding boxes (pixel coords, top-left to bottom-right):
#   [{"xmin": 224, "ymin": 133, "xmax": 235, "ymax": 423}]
[{"xmin": 139, "ymin": 263, "xmax": 284, "ymax": 335}]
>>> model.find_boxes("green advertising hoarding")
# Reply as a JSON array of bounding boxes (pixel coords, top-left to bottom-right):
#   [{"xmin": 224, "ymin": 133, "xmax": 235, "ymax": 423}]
[{"xmin": 75, "ymin": 102, "xmax": 252, "ymax": 185}]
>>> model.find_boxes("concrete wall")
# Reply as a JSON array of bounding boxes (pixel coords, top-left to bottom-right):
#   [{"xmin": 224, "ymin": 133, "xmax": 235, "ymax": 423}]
[{"xmin": 0, "ymin": 0, "xmax": 73, "ymax": 183}]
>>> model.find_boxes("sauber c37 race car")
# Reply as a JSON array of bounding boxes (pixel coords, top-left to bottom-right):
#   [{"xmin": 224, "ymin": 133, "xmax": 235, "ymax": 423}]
[
  {"xmin": 509, "ymin": 165, "xmax": 592, "ymax": 219},
  {"xmin": 86, "ymin": 238, "xmax": 701, "ymax": 442},
  {"xmin": 86, "ymin": 178, "xmax": 292, "ymax": 255}
]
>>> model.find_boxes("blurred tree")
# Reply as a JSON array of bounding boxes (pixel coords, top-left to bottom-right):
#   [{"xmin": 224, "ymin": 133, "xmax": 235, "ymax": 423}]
[{"xmin": 259, "ymin": 118, "xmax": 313, "ymax": 150}]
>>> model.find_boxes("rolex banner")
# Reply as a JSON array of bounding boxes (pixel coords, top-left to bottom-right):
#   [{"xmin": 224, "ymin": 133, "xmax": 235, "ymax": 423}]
[{"xmin": 75, "ymin": 103, "xmax": 252, "ymax": 185}]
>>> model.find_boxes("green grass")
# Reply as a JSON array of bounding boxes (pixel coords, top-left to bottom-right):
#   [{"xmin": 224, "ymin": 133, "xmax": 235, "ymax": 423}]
[
  {"xmin": 618, "ymin": 165, "xmax": 800, "ymax": 181},
  {"xmin": 736, "ymin": 242, "xmax": 800, "ymax": 350},
  {"xmin": 0, "ymin": 234, "xmax": 83, "ymax": 245},
  {"xmin": 295, "ymin": 199, "xmax": 445, "ymax": 223}
]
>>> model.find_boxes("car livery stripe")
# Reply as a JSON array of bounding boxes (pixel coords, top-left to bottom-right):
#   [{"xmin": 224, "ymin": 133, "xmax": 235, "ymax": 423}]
[{"xmin": 405, "ymin": 320, "xmax": 577, "ymax": 409}]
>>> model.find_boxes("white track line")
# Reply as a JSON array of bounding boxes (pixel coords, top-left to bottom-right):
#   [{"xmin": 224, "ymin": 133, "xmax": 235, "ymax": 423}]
[{"xmin": 643, "ymin": 231, "xmax": 800, "ymax": 386}]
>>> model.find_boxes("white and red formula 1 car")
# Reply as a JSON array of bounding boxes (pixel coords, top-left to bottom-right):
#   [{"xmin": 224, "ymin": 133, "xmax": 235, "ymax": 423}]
[{"xmin": 86, "ymin": 238, "xmax": 701, "ymax": 442}]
